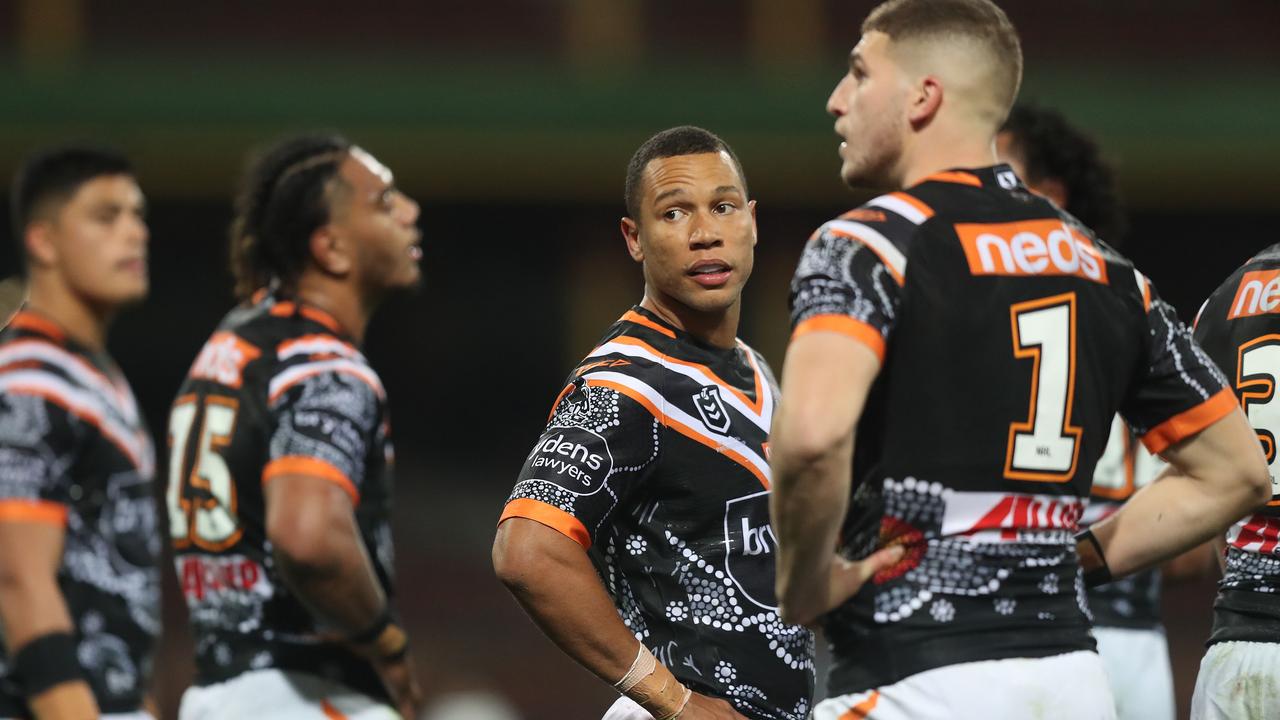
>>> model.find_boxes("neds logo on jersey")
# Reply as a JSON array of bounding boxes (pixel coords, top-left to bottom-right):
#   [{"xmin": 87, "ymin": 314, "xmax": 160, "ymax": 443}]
[
  {"xmin": 528, "ymin": 426, "xmax": 614, "ymax": 493},
  {"xmin": 956, "ymin": 219, "xmax": 1109, "ymax": 284},
  {"xmin": 1229, "ymin": 270, "xmax": 1280, "ymax": 320}
]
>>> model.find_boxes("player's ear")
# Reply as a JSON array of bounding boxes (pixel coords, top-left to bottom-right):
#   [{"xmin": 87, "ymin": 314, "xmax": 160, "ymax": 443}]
[
  {"xmin": 908, "ymin": 76, "xmax": 944, "ymax": 128},
  {"xmin": 621, "ymin": 217, "xmax": 644, "ymax": 263},
  {"xmin": 748, "ymin": 200, "xmax": 758, "ymax": 247},
  {"xmin": 309, "ymin": 225, "xmax": 353, "ymax": 276},
  {"xmin": 23, "ymin": 221, "xmax": 57, "ymax": 269}
]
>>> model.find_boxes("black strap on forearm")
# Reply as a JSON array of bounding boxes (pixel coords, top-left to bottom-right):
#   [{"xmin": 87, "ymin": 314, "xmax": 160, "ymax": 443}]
[
  {"xmin": 345, "ymin": 606, "xmax": 392, "ymax": 645},
  {"xmin": 1075, "ymin": 528, "xmax": 1113, "ymax": 588},
  {"xmin": 13, "ymin": 632, "xmax": 84, "ymax": 697}
]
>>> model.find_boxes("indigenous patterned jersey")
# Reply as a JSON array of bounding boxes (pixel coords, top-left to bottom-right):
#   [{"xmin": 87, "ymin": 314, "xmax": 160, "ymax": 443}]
[
  {"xmin": 1193, "ymin": 243, "xmax": 1280, "ymax": 645},
  {"xmin": 169, "ymin": 294, "xmax": 395, "ymax": 699},
  {"xmin": 0, "ymin": 310, "xmax": 160, "ymax": 716},
  {"xmin": 1081, "ymin": 417, "xmax": 1166, "ymax": 630},
  {"xmin": 788, "ymin": 164, "xmax": 1234, "ymax": 696},
  {"xmin": 500, "ymin": 307, "xmax": 815, "ymax": 720}
]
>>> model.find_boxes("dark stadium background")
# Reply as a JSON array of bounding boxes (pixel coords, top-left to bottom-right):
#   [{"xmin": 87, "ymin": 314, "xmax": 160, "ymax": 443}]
[{"xmin": 1, "ymin": 1, "xmax": 1277, "ymax": 717}]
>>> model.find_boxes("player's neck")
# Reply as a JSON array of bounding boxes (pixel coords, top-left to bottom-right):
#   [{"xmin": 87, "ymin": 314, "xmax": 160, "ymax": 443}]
[
  {"xmin": 293, "ymin": 275, "xmax": 371, "ymax": 345},
  {"xmin": 640, "ymin": 292, "xmax": 739, "ymax": 350},
  {"xmin": 24, "ymin": 277, "xmax": 112, "ymax": 351},
  {"xmin": 899, "ymin": 130, "xmax": 998, "ymax": 189}
]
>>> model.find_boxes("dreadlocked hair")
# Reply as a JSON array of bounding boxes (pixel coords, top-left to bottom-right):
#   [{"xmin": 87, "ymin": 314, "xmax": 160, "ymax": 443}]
[{"xmin": 229, "ymin": 134, "xmax": 351, "ymax": 300}]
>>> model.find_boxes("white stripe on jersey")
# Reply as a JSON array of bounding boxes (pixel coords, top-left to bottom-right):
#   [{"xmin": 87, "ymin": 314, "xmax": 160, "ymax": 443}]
[
  {"xmin": 584, "ymin": 370, "xmax": 772, "ymax": 484},
  {"xmin": 276, "ymin": 335, "xmax": 362, "ymax": 361},
  {"xmin": 267, "ymin": 358, "xmax": 385, "ymax": 402},
  {"xmin": 0, "ymin": 340, "xmax": 139, "ymax": 423},
  {"xmin": 0, "ymin": 369, "xmax": 152, "ymax": 472},
  {"xmin": 584, "ymin": 341, "xmax": 773, "ymax": 433},
  {"xmin": 827, "ymin": 219, "xmax": 909, "ymax": 279},
  {"xmin": 866, "ymin": 194, "xmax": 929, "ymax": 225}
]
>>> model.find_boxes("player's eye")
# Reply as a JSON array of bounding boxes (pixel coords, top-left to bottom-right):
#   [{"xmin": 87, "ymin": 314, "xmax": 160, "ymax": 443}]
[
  {"xmin": 713, "ymin": 202, "xmax": 736, "ymax": 215},
  {"xmin": 663, "ymin": 208, "xmax": 686, "ymax": 221}
]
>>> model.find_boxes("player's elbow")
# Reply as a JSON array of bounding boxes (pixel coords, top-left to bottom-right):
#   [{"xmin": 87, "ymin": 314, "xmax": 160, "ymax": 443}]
[
  {"xmin": 1240, "ymin": 457, "xmax": 1274, "ymax": 510},
  {"xmin": 772, "ymin": 421, "xmax": 852, "ymax": 473},
  {"xmin": 267, "ymin": 506, "xmax": 346, "ymax": 575}
]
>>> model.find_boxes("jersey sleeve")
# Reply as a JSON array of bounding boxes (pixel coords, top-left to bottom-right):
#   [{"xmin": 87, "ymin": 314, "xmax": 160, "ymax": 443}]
[
  {"xmin": 0, "ymin": 386, "xmax": 79, "ymax": 525},
  {"xmin": 264, "ymin": 367, "xmax": 383, "ymax": 504},
  {"xmin": 1120, "ymin": 280, "xmax": 1236, "ymax": 455},
  {"xmin": 788, "ymin": 214, "xmax": 909, "ymax": 362},
  {"xmin": 500, "ymin": 370, "xmax": 662, "ymax": 550}
]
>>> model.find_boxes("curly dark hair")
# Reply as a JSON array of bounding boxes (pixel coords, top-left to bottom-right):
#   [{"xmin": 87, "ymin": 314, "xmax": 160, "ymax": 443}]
[
  {"xmin": 229, "ymin": 134, "xmax": 351, "ymax": 300},
  {"xmin": 1001, "ymin": 104, "xmax": 1128, "ymax": 246}
]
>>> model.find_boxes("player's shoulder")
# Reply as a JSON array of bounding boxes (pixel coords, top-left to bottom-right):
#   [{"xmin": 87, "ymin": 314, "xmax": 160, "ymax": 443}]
[
  {"xmin": 0, "ymin": 310, "xmax": 109, "ymax": 397},
  {"xmin": 1197, "ymin": 242, "xmax": 1280, "ymax": 330},
  {"xmin": 186, "ymin": 294, "xmax": 379, "ymax": 400},
  {"xmin": 569, "ymin": 309, "xmax": 678, "ymax": 383}
]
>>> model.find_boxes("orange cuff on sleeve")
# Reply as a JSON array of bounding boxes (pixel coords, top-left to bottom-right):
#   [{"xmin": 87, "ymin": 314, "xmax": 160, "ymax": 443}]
[
  {"xmin": 0, "ymin": 499, "xmax": 69, "ymax": 526},
  {"xmin": 792, "ymin": 314, "xmax": 886, "ymax": 362},
  {"xmin": 499, "ymin": 498, "xmax": 591, "ymax": 550},
  {"xmin": 263, "ymin": 456, "xmax": 360, "ymax": 505},
  {"xmin": 1141, "ymin": 388, "xmax": 1239, "ymax": 455}
]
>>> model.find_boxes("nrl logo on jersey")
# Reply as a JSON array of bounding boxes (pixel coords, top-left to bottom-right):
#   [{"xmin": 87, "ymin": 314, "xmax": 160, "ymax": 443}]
[{"xmin": 693, "ymin": 386, "xmax": 731, "ymax": 434}]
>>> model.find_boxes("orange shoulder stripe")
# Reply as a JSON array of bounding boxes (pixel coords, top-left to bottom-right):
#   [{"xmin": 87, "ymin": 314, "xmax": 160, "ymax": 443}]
[
  {"xmin": 0, "ymin": 499, "xmax": 69, "ymax": 526},
  {"xmin": 262, "ymin": 456, "xmax": 359, "ymax": 505},
  {"xmin": 923, "ymin": 170, "xmax": 982, "ymax": 187},
  {"xmin": 500, "ymin": 498, "xmax": 592, "ymax": 549},
  {"xmin": 792, "ymin": 314, "xmax": 886, "ymax": 363},
  {"xmin": 5, "ymin": 312, "xmax": 65, "ymax": 343},
  {"xmin": 621, "ymin": 310, "xmax": 676, "ymax": 339},
  {"xmin": 607, "ymin": 335, "xmax": 766, "ymax": 415},
  {"xmin": 1140, "ymin": 388, "xmax": 1239, "ymax": 455}
]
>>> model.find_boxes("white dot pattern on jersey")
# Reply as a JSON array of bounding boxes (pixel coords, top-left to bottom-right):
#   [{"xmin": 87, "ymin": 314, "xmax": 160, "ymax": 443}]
[{"xmin": 1223, "ymin": 548, "xmax": 1280, "ymax": 592}]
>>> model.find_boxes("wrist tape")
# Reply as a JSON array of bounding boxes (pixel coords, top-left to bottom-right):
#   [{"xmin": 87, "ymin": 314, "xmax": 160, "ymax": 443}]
[{"xmin": 615, "ymin": 644, "xmax": 692, "ymax": 720}]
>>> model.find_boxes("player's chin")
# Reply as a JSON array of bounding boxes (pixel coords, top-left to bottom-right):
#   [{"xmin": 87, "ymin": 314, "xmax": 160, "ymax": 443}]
[{"xmin": 681, "ymin": 285, "xmax": 742, "ymax": 315}]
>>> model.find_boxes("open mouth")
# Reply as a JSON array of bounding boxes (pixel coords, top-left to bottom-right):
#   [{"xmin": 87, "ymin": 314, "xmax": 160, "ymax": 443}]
[{"xmin": 688, "ymin": 260, "xmax": 732, "ymax": 287}]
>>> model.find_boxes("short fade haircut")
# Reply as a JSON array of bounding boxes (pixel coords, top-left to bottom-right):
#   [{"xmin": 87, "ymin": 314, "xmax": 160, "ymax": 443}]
[
  {"xmin": 229, "ymin": 134, "xmax": 352, "ymax": 300},
  {"xmin": 1002, "ymin": 104, "xmax": 1128, "ymax": 246},
  {"xmin": 863, "ymin": 0, "xmax": 1023, "ymax": 125},
  {"xmin": 9, "ymin": 146, "xmax": 133, "ymax": 278},
  {"xmin": 623, "ymin": 126, "xmax": 748, "ymax": 220}
]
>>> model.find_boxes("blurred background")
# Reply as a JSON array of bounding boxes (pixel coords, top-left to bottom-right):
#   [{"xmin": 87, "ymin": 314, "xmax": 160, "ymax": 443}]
[{"xmin": 0, "ymin": 1, "xmax": 1277, "ymax": 717}]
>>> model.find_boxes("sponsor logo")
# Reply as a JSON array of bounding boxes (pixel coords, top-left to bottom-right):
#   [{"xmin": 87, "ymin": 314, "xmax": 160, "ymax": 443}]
[
  {"xmin": 1229, "ymin": 513, "xmax": 1280, "ymax": 554},
  {"xmin": 177, "ymin": 554, "xmax": 271, "ymax": 604},
  {"xmin": 693, "ymin": 386, "xmax": 731, "ymax": 434},
  {"xmin": 1229, "ymin": 270, "xmax": 1280, "ymax": 320},
  {"xmin": 956, "ymin": 220, "xmax": 1108, "ymax": 284},
  {"xmin": 723, "ymin": 491, "xmax": 779, "ymax": 610},
  {"xmin": 188, "ymin": 332, "xmax": 261, "ymax": 389},
  {"xmin": 953, "ymin": 492, "xmax": 1084, "ymax": 542},
  {"xmin": 574, "ymin": 358, "xmax": 631, "ymax": 377},
  {"xmin": 527, "ymin": 426, "xmax": 613, "ymax": 492}
]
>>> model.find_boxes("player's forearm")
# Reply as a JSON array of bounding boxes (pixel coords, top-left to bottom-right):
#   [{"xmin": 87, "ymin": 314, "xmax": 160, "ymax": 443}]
[
  {"xmin": 274, "ymin": 526, "xmax": 387, "ymax": 637},
  {"xmin": 0, "ymin": 571, "xmax": 98, "ymax": 719},
  {"xmin": 1087, "ymin": 472, "xmax": 1259, "ymax": 579},
  {"xmin": 493, "ymin": 518, "xmax": 639, "ymax": 685},
  {"xmin": 770, "ymin": 432, "xmax": 853, "ymax": 626}
]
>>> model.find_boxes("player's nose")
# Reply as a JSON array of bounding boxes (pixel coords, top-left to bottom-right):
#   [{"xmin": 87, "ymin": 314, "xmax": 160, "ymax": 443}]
[{"xmin": 827, "ymin": 77, "xmax": 850, "ymax": 117}]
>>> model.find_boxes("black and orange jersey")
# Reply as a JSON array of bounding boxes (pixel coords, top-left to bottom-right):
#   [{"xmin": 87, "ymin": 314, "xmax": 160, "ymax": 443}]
[
  {"xmin": 1193, "ymin": 243, "xmax": 1280, "ymax": 645},
  {"xmin": 0, "ymin": 310, "xmax": 160, "ymax": 716},
  {"xmin": 789, "ymin": 164, "xmax": 1234, "ymax": 696},
  {"xmin": 168, "ymin": 293, "xmax": 395, "ymax": 700},
  {"xmin": 1081, "ymin": 417, "xmax": 1166, "ymax": 630},
  {"xmin": 500, "ymin": 307, "xmax": 814, "ymax": 720}
]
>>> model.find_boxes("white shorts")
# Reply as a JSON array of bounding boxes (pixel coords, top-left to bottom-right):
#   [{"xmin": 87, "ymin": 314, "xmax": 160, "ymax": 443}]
[
  {"xmin": 1093, "ymin": 625, "xmax": 1174, "ymax": 720},
  {"xmin": 601, "ymin": 696, "xmax": 650, "ymax": 720},
  {"xmin": 814, "ymin": 651, "xmax": 1116, "ymax": 720},
  {"xmin": 178, "ymin": 669, "xmax": 398, "ymax": 720},
  {"xmin": 1191, "ymin": 641, "xmax": 1280, "ymax": 720}
]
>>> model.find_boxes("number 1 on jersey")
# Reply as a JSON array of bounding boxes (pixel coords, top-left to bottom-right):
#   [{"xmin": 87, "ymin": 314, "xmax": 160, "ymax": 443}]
[{"xmin": 1005, "ymin": 293, "xmax": 1081, "ymax": 482}]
